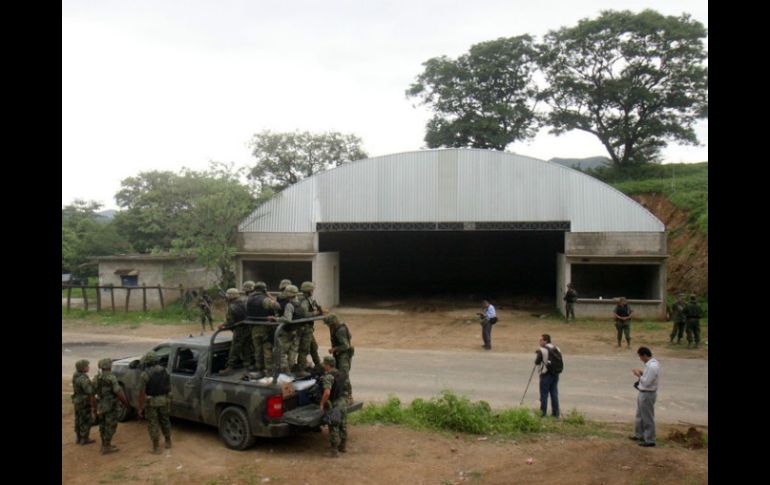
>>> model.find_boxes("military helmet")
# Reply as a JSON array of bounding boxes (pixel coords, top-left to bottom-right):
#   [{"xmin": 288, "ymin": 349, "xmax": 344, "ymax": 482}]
[
  {"xmin": 255, "ymin": 281, "xmax": 268, "ymax": 291},
  {"xmin": 283, "ymin": 284, "xmax": 299, "ymax": 297},
  {"xmin": 98, "ymin": 358, "xmax": 112, "ymax": 370},
  {"xmin": 242, "ymin": 280, "xmax": 256, "ymax": 293},
  {"xmin": 279, "ymin": 279, "xmax": 292, "ymax": 291},
  {"xmin": 300, "ymin": 281, "xmax": 315, "ymax": 292},
  {"xmin": 323, "ymin": 314, "xmax": 339, "ymax": 326},
  {"xmin": 322, "ymin": 355, "xmax": 336, "ymax": 367},
  {"xmin": 75, "ymin": 359, "xmax": 90, "ymax": 372},
  {"xmin": 143, "ymin": 351, "xmax": 159, "ymax": 365},
  {"xmin": 226, "ymin": 288, "xmax": 240, "ymax": 299}
]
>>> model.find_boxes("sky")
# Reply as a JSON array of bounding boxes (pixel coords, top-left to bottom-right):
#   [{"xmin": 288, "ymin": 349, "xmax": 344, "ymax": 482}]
[{"xmin": 62, "ymin": 0, "xmax": 708, "ymax": 210}]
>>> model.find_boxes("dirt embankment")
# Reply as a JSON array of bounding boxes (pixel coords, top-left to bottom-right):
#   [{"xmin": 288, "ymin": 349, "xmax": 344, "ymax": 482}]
[{"xmin": 631, "ymin": 193, "xmax": 708, "ymax": 297}]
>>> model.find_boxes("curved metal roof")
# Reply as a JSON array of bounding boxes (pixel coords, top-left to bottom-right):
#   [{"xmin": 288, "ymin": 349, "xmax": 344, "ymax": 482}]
[{"xmin": 240, "ymin": 149, "xmax": 664, "ymax": 233}]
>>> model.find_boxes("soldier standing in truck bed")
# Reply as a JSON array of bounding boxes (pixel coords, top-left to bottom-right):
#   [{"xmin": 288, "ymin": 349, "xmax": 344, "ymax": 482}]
[
  {"xmin": 246, "ymin": 281, "xmax": 281, "ymax": 378},
  {"xmin": 296, "ymin": 281, "xmax": 324, "ymax": 376},
  {"xmin": 218, "ymin": 288, "xmax": 253, "ymax": 376}
]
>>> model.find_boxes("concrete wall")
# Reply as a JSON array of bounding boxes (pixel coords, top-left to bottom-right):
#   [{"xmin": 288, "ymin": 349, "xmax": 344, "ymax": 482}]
[
  {"xmin": 98, "ymin": 260, "xmax": 218, "ymax": 311},
  {"xmin": 572, "ymin": 299, "xmax": 666, "ymax": 320},
  {"xmin": 566, "ymin": 232, "xmax": 666, "ymax": 256},
  {"xmin": 313, "ymin": 252, "xmax": 340, "ymax": 308},
  {"xmin": 556, "ymin": 253, "xmax": 567, "ymax": 316},
  {"xmin": 238, "ymin": 232, "xmax": 317, "ymax": 253}
]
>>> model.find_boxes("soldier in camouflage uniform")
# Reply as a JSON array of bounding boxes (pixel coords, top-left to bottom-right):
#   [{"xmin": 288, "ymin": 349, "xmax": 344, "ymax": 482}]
[
  {"xmin": 684, "ymin": 295, "xmax": 703, "ymax": 348},
  {"xmin": 319, "ymin": 355, "xmax": 348, "ymax": 457},
  {"xmin": 276, "ymin": 284, "xmax": 306, "ymax": 374},
  {"xmin": 137, "ymin": 351, "xmax": 172, "ymax": 454},
  {"xmin": 240, "ymin": 281, "xmax": 257, "ymax": 370},
  {"xmin": 93, "ymin": 358, "xmax": 129, "ymax": 454},
  {"xmin": 196, "ymin": 291, "xmax": 214, "ymax": 335},
  {"xmin": 246, "ymin": 281, "xmax": 281, "ymax": 378},
  {"xmin": 323, "ymin": 313, "xmax": 354, "ymax": 402},
  {"xmin": 71, "ymin": 359, "xmax": 97, "ymax": 445},
  {"xmin": 295, "ymin": 281, "xmax": 324, "ymax": 376},
  {"xmin": 669, "ymin": 294, "xmax": 687, "ymax": 344},
  {"xmin": 218, "ymin": 288, "xmax": 253, "ymax": 376}
]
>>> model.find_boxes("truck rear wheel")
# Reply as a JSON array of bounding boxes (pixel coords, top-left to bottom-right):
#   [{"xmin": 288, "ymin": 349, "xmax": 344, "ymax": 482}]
[
  {"xmin": 218, "ymin": 406, "xmax": 256, "ymax": 450},
  {"xmin": 116, "ymin": 384, "xmax": 135, "ymax": 422}
]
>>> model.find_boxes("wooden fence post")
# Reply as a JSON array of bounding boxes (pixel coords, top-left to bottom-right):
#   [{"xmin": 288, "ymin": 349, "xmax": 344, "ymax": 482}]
[
  {"xmin": 66, "ymin": 286, "xmax": 72, "ymax": 313},
  {"xmin": 179, "ymin": 284, "xmax": 184, "ymax": 301},
  {"xmin": 81, "ymin": 285, "xmax": 88, "ymax": 311},
  {"xmin": 110, "ymin": 284, "xmax": 115, "ymax": 313},
  {"xmin": 95, "ymin": 285, "xmax": 102, "ymax": 312},
  {"xmin": 142, "ymin": 283, "xmax": 147, "ymax": 312},
  {"xmin": 158, "ymin": 285, "xmax": 165, "ymax": 310},
  {"xmin": 125, "ymin": 287, "xmax": 131, "ymax": 313}
]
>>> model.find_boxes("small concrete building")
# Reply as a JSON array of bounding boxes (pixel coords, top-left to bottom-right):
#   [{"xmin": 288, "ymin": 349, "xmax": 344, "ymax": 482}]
[
  {"xmin": 94, "ymin": 254, "xmax": 219, "ymax": 310},
  {"xmin": 235, "ymin": 149, "xmax": 667, "ymax": 319}
]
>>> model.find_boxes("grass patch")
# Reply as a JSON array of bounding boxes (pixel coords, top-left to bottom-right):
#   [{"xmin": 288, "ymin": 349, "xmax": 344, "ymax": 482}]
[
  {"xmin": 585, "ymin": 162, "xmax": 708, "ymax": 235},
  {"xmin": 61, "ymin": 299, "xmax": 211, "ymax": 325},
  {"xmin": 351, "ymin": 391, "xmax": 605, "ymax": 438}
]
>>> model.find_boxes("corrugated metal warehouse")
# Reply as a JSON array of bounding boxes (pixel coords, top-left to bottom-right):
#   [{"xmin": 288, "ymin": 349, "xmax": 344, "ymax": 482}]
[{"xmin": 236, "ymin": 148, "xmax": 667, "ymax": 318}]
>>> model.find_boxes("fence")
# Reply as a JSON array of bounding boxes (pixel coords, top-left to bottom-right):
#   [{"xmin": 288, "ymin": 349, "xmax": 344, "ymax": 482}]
[{"xmin": 61, "ymin": 283, "xmax": 210, "ymax": 313}]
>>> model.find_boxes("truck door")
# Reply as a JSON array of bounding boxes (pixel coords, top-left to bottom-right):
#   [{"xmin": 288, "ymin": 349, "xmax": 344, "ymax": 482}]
[{"xmin": 169, "ymin": 346, "xmax": 204, "ymax": 421}]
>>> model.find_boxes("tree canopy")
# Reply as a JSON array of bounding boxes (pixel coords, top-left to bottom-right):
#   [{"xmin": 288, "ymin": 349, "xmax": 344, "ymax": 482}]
[
  {"xmin": 538, "ymin": 9, "xmax": 708, "ymax": 166},
  {"xmin": 114, "ymin": 163, "xmax": 257, "ymax": 287},
  {"xmin": 61, "ymin": 200, "xmax": 132, "ymax": 275},
  {"xmin": 248, "ymin": 130, "xmax": 368, "ymax": 193},
  {"xmin": 406, "ymin": 36, "xmax": 540, "ymax": 150}
]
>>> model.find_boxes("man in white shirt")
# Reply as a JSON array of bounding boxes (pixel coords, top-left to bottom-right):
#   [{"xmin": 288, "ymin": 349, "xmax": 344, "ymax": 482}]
[
  {"xmin": 631, "ymin": 346, "xmax": 659, "ymax": 447},
  {"xmin": 478, "ymin": 300, "xmax": 497, "ymax": 350}
]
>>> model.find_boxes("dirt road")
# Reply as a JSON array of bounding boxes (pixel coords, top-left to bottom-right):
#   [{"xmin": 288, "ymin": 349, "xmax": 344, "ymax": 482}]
[{"xmin": 61, "ymin": 306, "xmax": 708, "ymax": 484}]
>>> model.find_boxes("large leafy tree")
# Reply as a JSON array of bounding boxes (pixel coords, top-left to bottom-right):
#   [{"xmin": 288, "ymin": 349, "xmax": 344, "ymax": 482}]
[
  {"xmin": 114, "ymin": 164, "xmax": 256, "ymax": 288},
  {"xmin": 406, "ymin": 35, "xmax": 541, "ymax": 150},
  {"xmin": 248, "ymin": 130, "xmax": 368, "ymax": 193},
  {"xmin": 61, "ymin": 200, "xmax": 132, "ymax": 275},
  {"xmin": 539, "ymin": 9, "xmax": 708, "ymax": 166},
  {"xmin": 170, "ymin": 163, "xmax": 257, "ymax": 288}
]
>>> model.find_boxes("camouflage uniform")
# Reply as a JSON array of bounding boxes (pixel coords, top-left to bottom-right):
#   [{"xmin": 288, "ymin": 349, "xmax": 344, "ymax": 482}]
[
  {"xmin": 321, "ymin": 356, "xmax": 348, "ymax": 456},
  {"xmin": 71, "ymin": 359, "xmax": 96, "ymax": 445},
  {"xmin": 276, "ymin": 286, "xmax": 306, "ymax": 373},
  {"xmin": 613, "ymin": 300, "xmax": 633, "ymax": 348},
  {"xmin": 296, "ymin": 281, "xmax": 323, "ymax": 372},
  {"xmin": 669, "ymin": 295, "xmax": 687, "ymax": 344},
  {"xmin": 93, "ymin": 358, "xmax": 123, "ymax": 453},
  {"xmin": 198, "ymin": 293, "xmax": 214, "ymax": 332},
  {"xmin": 223, "ymin": 290, "xmax": 253, "ymax": 370},
  {"xmin": 246, "ymin": 282, "xmax": 281, "ymax": 375},
  {"xmin": 140, "ymin": 352, "xmax": 172, "ymax": 453},
  {"xmin": 324, "ymin": 314, "xmax": 354, "ymax": 399},
  {"xmin": 684, "ymin": 296, "xmax": 703, "ymax": 348}
]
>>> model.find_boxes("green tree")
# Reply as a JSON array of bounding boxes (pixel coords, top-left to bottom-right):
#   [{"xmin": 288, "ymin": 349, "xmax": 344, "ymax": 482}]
[
  {"xmin": 539, "ymin": 10, "xmax": 708, "ymax": 166},
  {"xmin": 114, "ymin": 164, "xmax": 257, "ymax": 288},
  {"xmin": 406, "ymin": 36, "xmax": 540, "ymax": 150},
  {"xmin": 62, "ymin": 200, "xmax": 132, "ymax": 275},
  {"xmin": 248, "ymin": 130, "xmax": 368, "ymax": 193},
  {"xmin": 170, "ymin": 163, "xmax": 257, "ymax": 288}
]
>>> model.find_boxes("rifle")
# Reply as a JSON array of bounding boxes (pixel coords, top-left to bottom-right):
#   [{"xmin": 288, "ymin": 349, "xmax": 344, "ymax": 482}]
[{"xmin": 214, "ymin": 283, "xmax": 227, "ymax": 299}]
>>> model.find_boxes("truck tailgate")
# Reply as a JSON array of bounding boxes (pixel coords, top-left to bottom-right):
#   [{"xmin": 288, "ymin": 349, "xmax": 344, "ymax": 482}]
[{"xmin": 282, "ymin": 401, "xmax": 364, "ymax": 427}]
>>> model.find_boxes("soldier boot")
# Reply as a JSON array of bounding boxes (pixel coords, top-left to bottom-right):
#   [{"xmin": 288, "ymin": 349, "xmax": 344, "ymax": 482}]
[
  {"xmin": 327, "ymin": 446, "xmax": 339, "ymax": 458},
  {"xmin": 81, "ymin": 432, "xmax": 95, "ymax": 445},
  {"xmin": 76, "ymin": 435, "xmax": 82, "ymax": 445},
  {"xmin": 101, "ymin": 440, "xmax": 119, "ymax": 455},
  {"xmin": 165, "ymin": 436, "xmax": 172, "ymax": 449},
  {"xmin": 152, "ymin": 439, "xmax": 161, "ymax": 455},
  {"xmin": 338, "ymin": 439, "xmax": 347, "ymax": 453}
]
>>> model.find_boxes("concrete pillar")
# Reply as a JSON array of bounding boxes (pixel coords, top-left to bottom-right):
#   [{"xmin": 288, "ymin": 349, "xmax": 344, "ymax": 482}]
[{"xmin": 312, "ymin": 252, "xmax": 339, "ymax": 308}]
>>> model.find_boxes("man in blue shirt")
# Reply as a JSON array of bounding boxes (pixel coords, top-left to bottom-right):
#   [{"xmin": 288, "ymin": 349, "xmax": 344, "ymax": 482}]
[{"xmin": 478, "ymin": 300, "xmax": 497, "ymax": 350}]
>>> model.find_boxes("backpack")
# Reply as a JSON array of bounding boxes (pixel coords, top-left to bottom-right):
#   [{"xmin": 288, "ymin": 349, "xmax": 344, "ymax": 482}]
[{"xmin": 545, "ymin": 346, "xmax": 564, "ymax": 375}]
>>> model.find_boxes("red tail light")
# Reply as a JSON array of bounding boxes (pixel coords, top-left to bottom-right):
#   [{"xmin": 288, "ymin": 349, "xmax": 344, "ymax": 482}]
[{"xmin": 266, "ymin": 395, "xmax": 283, "ymax": 418}]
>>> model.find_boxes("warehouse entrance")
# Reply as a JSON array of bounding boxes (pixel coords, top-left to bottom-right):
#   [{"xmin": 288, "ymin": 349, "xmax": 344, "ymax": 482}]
[{"xmin": 319, "ymin": 227, "xmax": 565, "ymax": 304}]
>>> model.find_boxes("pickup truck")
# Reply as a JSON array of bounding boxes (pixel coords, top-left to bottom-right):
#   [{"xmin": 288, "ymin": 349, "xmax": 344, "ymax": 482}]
[{"xmin": 110, "ymin": 328, "xmax": 362, "ymax": 450}]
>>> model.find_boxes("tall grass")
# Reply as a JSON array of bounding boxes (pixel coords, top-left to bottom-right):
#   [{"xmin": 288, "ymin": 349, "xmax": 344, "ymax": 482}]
[{"xmin": 350, "ymin": 391, "xmax": 598, "ymax": 437}]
